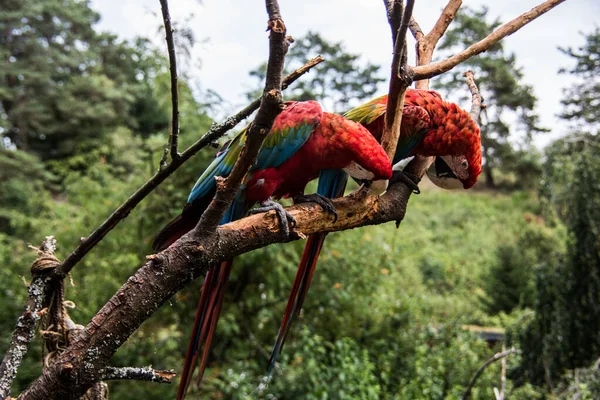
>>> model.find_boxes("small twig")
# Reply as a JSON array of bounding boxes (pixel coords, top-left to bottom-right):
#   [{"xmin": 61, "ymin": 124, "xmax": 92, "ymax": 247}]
[
  {"xmin": 282, "ymin": 55, "xmax": 323, "ymax": 90},
  {"xmin": 463, "ymin": 70, "xmax": 484, "ymax": 121},
  {"xmin": 53, "ymin": 56, "xmax": 323, "ymax": 279},
  {"xmin": 413, "ymin": 0, "xmax": 567, "ymax": 81},
  {"xmin": 101, "ymin": 366, "xmax": 176, "ymax": 384},
  {"xmin": 499, "ymin": 344, "xmax": 507, "ymax": 400},
  {"xmin": 194, "ymin": 0, "xmax": 291, "ymax": 232},
  {"xmin": 0, "ymin": 237, "xmax": 59, "ymax": 399},
  {"xmin": 159, "ymin": 0, "xmax": 181, "ymax": 163},
  {"xmin": 462, "ymin": 347, "xmax": 517, "ymax": 400}
]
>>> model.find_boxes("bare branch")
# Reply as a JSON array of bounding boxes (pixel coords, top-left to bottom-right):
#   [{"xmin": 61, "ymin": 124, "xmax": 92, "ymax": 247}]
[
  {"xmin": 101, "ymin": 367, "xmax": 176, "ymax": 384},
  {"xmin": 408, "ymin": 16, "xmax": 424, "ymax": 41},
  {"xmin": 159, "ymin": 0, "xmax": 181, "ymax": 163},
  {"xmin": 413, "ymin": 0, "xmax": 567, "ymax": 81},
  {"xmin": 0, "ymin": 237, "xmax": 59, "ymax": 399},
  {"xmin": 194, "ymin": 0, "xmax": 290, "ymax": 232},
  {"xmin": 427, "ymin": 0, "xmax": 463, "ymax": 47},
  {"xmin": 381, "ymin": 0, "xmax": 415, "ymax": 161},
  {"xmin": 462, "ymin": 347, "xmax": 517, "ymax": 400},
  {"xmin": 463, "ymin": 70, "xmax": 484, "ymax": 121},
  {"xmin": 53, "ymin": 56, "xmax": 323, "ymax": 279},
  {"xmin": 413, "ymin": 0, "xmax": 462, "ymax": 89}
]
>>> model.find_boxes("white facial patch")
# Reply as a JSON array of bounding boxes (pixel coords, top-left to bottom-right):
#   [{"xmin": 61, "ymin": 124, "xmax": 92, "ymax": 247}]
[
  {"xmin": 344, "ymin": 162, "xmax": 375, "ymax": 180},
  {"xmin": 426, "ymin": 171, "xmax": 464, "ymax": 190}
]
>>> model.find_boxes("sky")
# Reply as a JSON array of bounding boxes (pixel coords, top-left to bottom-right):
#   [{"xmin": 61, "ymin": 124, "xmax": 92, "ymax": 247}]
[{"xmin": 90, "ymin": 0, "xmax": 599, "ymax": 147}]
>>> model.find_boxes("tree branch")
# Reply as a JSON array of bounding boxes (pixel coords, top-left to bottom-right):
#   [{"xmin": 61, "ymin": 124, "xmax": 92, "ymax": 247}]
[
  {"xmin": 53, "ymin": 56, "xmax": 322, "ymax": 279},
  {"xmin": 413, "ymin": 0, "xmax": 462, "ymax": 89},
  {"xmin": 381, "ymin": 0, "xmax": 415, "ymax": 162},
  {"xmin": 101, "ymin": 367, "xmax": 176, "ymax": 384},
  {"xmin": 463, "ymin": 70, "xmax": 484, "ymax": 121},
  {"xmin": 17, "ymin": 169, "xmax": 423, "ymax": 400},
  {"xmin": 194, "ymin": 0, "xmax": 290, "ymax": 232},
  {"xmin": 413, "ymin": 0, "xmax": 567, "ymax": 81},
  {"xmin": 462, "ymin": 347, "xmax": 517, "ymax": 400},
  {"xmin": 0, "ymin": 237, "xmax": 59, "ymax": 399},
  {"xmin": 159, "ymin": 0, "xmax": 181, "ymax": 163}
]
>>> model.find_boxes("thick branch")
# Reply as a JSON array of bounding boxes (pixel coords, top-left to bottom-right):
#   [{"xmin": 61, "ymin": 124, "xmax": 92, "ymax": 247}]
[
  {"xmin": 101, "ymin": 367, "xmax": 176, "ymax": 384},
  {"xmin": 413, "ymin": 0, "xmax": 567, "ymax": 81},
  {"xmin": 17, "ymin": 158, "xmax": 430, "ymax": 399},
  {"xmin": 53, "ymin": 56, "xmax": 322, "ymax": 279},
  {"xmin": 159, "ymin": 0, "xmax": 181, "ymax": 162},
  {"xmin": 195, "ymin": 0, "xmax": 290, "ymax": 232},
  {"xmin": 462, "ymin": 347, "xmax": 517, "ymax": 400},
  {"xmin": 0, "ymin": 237, "xmax": 58, "ymax": 399}
]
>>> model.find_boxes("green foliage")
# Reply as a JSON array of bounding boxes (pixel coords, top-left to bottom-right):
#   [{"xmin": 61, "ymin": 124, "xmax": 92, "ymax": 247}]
[
  {"xmin": 435, "ymin": 7, "xmax": 546, "ymax": 189},
  {"xmin": 0, "ymin": 0, "xmax": 169, "ymax": 160},
  {"xmin": 559, "ymin": 28, "xmax": 600, "ymax": 134},
  {"xmin": 246, "ymin": 32, "xmax": 385, "ymax": 112},
  {"xmin": 482, "ymin": 216, "xmax": 565, "ymax": 315},
  {"xmin": 516, "ymin": 134, "xmax": 600, "ymax": 388}
]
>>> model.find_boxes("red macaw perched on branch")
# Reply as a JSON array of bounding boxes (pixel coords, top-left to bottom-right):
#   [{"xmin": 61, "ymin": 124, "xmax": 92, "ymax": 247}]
[
  {"xmin": 268, "ymin": 89, "xmax": 483, "ymax": 373},
  {"xmin": 152, "ymin": 100, "xmax": 392, "ymax": 399}
]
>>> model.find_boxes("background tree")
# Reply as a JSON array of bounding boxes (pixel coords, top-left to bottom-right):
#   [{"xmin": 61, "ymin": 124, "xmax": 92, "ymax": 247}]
[
  {"xmin": 0, "ymin": 0, "xmax": 169, "ymax": 161},
  {"xmin": 246, "ymin": 32, "xmax": 385, "ymax": 112},
  {"xmin": 515, "ymin": 28, "xmax": 600, "ymax": 393},
  {"xmin": 434, "ymin": 6, "xmax": 547, "ymax": 189},
  {"xmin": 559, "ymin": 28, "xmax": 600, "ymax": 135}
]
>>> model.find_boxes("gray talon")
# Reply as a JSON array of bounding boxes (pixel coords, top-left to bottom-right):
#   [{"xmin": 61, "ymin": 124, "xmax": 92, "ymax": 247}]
[
  {"xmin": 250, "ymin": 199, "xmax": 295, "ymax": 236},
  {"xmin": 293, "ymin": 193, "xmax": 338, "ymax": 223}
]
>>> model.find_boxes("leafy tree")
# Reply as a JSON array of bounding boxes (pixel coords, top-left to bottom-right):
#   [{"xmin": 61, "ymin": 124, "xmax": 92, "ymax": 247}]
[
  {"xmin": 246, "ymin": 32, "xmax": 385, "ymax": 112},
  {"xmin": 516, "ymin": 31, "xmax": 600, "ymax": 384},
  {"xmin": 0, "ymin": 0, "xmax": 169, "ymax": 160},
  {"xmin": 516, "ymin": 136, "xmax": 600, "ymax": 388},
  {"xmin": 559, "ymin": 28, "xmax": 600, "ymax": 134},
  {"xmin": 435, "ymin": 7, "xmax": 546, "ymax": 188}
]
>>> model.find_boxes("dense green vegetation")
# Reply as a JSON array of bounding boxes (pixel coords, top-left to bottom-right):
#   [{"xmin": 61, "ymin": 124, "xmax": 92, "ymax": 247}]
[{"xmin": 1, "ymin": 1, "xmax": 599, "ymax": 399}]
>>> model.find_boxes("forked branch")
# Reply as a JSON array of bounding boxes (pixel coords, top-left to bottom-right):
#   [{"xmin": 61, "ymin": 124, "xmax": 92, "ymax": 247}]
[{"xmin": 413, "ymin": 0, "xmax": 567, "ymax": 81}]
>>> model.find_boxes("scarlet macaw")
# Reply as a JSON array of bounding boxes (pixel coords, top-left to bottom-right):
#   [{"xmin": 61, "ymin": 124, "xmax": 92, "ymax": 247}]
[
  {"xmin": 268, "ymin": 89, "xmax": 483, "ymax": 372},
  {"xmin": 152, "ymin": 100, "xmax": 392, "ymax": 399}
]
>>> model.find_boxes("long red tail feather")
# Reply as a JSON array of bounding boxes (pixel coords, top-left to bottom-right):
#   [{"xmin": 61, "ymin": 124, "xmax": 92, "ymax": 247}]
[
  {"xmin": 177, "ymin": 260, "xmax": 234, "ymax": 400},
  {"xmin": 268, "ymin": 232, "xmax": 327, "ymax": 373}
]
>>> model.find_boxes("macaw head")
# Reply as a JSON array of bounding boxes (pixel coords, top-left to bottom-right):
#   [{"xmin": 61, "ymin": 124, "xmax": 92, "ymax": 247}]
[
  {"xmin": 421, "ymin": 98, "xmax": 483, "ymax": 190},
  {"xmin": 427, "ymin": 155, "xmax": 468, "ymax": 189}
]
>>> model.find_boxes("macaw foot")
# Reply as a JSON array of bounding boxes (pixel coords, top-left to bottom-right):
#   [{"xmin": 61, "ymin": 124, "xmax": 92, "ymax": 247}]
[
  {"xmin": 391, "ymin": 170, "xmax": 421, "ymax": 194},
  {"xmin": 293, "ymin": 193, "xmax": 338, "ymax": 223},
  {"xmin": 250, "ymin": 199, "xmax": 296, "ymax": 237}
]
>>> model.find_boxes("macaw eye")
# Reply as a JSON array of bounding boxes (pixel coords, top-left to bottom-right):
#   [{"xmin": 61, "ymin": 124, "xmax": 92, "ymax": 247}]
[{"xmin": 461, "ymin": 159, "xmax": 469, "ymax": 169}]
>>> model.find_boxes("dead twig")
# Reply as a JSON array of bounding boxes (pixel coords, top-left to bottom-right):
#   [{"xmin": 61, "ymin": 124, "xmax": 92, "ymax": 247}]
[
  {"xmin": 159, "ymin": 0, "xmax": 181, "ymax": 165},
  {"xmin": 101, "ymin": 367, "xmax": 176, "ymax": 384},
  {"xmin": 463, "ymin": 70, "xmax": 484, "ymax": 122},
  {"xmin": 462, "ymin": 347, "xmax": 517, "ymax": 400}
]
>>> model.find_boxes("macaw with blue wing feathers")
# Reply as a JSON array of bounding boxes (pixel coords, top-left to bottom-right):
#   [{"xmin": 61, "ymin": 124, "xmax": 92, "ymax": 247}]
[
  {"xmin": 152, "ymin": 100, "xmax": 392, "ymax": 399},
  {"xmin": 268, "ymin": 89, "xmax": 483, "ymax": 373}
]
